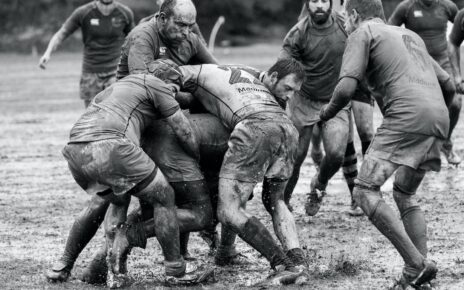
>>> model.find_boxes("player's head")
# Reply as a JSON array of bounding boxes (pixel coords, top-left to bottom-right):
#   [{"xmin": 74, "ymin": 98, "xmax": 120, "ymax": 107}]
[
  {"xmin": 158, "ymin": 0, "xmax": 197, "ymax": 46},
  {"xmin": 263, "ymin": 58, "xmax": 305, "ymax": 107},
  {"xmin": 307, "ymin": 0, "xmax": 332, "ymax": 25},
  {"xmin": 148, "ymin": 59, "xmax": 184, "ymax": 91},
  {"xmin": 344, "ymin": 0, "xmax": 384, "ymax": 34},
  {"xmin": 98, "ymin": 0, "xmax": 114, "ymax": 5}
]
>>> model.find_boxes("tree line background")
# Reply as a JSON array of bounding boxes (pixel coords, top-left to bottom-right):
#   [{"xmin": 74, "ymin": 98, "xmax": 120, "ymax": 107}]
[{"xmin": 1, "ymin": 0, "xmax": 464, "ymax": 53}]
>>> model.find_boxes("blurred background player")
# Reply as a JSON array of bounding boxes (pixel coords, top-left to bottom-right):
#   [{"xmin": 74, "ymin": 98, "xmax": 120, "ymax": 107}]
[
  {"xmin": 389, "ymin": 0, "xmax": 461, "ymax": 165},
  {"xmin": 321, "ymin": 0, "xmax": 455, "ymax": 287},
  {"xmin": 449, "ymin": 7, "xmax": 464, "ymax": 104},
  {"xmin": 38, "ymin": 0, "xmax": 134, "ymax": 107}
]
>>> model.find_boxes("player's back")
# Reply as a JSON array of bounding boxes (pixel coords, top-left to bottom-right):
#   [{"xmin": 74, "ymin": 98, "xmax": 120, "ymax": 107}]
[
  {"xmin": 70, "ymin": 75, "xmax": 178, "ymax": 144},
  {"xmin": 179, "ymin": 64, "xmax": 283, "ymax": 129},
  {"xmin": 355, "ymin": 20, "xmax": 449, "ymax": 138}
]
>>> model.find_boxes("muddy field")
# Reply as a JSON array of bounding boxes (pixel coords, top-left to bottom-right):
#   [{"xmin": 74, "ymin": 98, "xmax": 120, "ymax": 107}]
[{"xmin": 0, "ymin": 45, "xmax": 463, "ymax": 289}]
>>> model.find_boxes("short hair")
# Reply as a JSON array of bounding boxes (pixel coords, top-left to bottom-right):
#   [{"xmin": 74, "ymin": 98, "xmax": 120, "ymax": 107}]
[
  {"xmin": 268, "ymin": 58, "xmax": 305, "ymax": 83},
  {"xmin": 160, "ymin": 0, "xmax": 176, "ymax": 18},
  {"xmin": 345, "ymin": 0, "xmax": 385, "ymax": 21}
]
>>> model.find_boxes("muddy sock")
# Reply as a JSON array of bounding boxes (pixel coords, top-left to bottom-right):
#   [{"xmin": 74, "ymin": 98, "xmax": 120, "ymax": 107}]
[
  {"xmin": 180, "ymin": 232, "xmax": 190, "ymax": 257},
  {"xmin": 361, "ymin": 140, "xmax": 372, "ymax": 155},
  {"xmin": 368, "ymin": 200, "xmax": 424, "ymax": 271},
  {"xmin": 164, "ymin": 259, "xmax": 186, "ymax": 277},
  {"xmin": 238, "ymin": 216, "xmax": 289, "ymax": 269},
  {"xmin": 342, "ymin": 142, "xmax": 358, "ymax": 195},
  {"xmin": 401, "ymin": 206, "xmax": 427, "ymax": 257},
  {"xmin": 126, "ymin": 222, "xmax": 147, "ymax": 249}
]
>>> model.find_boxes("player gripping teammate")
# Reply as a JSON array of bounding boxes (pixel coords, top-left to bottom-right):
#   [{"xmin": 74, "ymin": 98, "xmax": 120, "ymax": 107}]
[
  {"xmin": 39, "ymin": 0, "xmax": 134, "ymax": 107},
  {"xmin": 151, "ymin": 59, "xmax": 309, "ymax": 285},
  {"xmin": 389, "ymin": 0, "xmax": 461, "ymax": 165},
  {"xmin": 321, "ymin": 0, "xmax": 455, "ymax": 287}
]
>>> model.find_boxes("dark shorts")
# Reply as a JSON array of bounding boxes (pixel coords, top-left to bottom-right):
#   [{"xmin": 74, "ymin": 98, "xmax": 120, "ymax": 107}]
[
  {"xmin": 287, "ymin": 93, "xmax": 351, "ymax": 130},
  {"xmin": 220, "ymin": 113, "xmax": 298, "ymax": 183},
  {"xmin": 63, "ymin": 138, "xmax": 156, "ymax": 196},
  {"xmin": 367, "ymin": 127, "xmax": 443, "ymax": 171},
  {"xmin": 432, "ymin": 51, "xmax": 453, "ymax": 77},
  {"xmin": 79, "ymin": 71, "xmax": 116, "ymax": 101}
]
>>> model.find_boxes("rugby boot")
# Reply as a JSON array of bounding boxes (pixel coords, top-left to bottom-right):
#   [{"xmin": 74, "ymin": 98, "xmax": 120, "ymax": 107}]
[
  {"xmin": 348, "ymin": 200, "xmax": 364, "ymax": 217},
  {"xmin": 390, "ymin": 259, "xmax": 438, "ymax": 290},
  {"xmin": 260, "ymin": 257, "xmax": 305, "ymax": 286},
  {"xmin": 441, "ymin": 141, "xmax": 461, "ymax": 165},
  {"xmin": 304, "ymin": 176, "xmax": 327, "ymax": 216},
  {"xmin": 215, "ymin": 245, "xmax": 248, "ymax": 266},
  {"xmin": 165, "ymin": 263, "xmax": 215, "ymax": 286},
  {"xmin": 45, "ymin": 259, "xmax": 72, "ymax": 282},
  {"xmin": 199, "ymin": 229, "xmax": 219, "ymax": 255},
  {"xmin": 80, "ymin": 246, "xmax": 107, "ymax": 285}
]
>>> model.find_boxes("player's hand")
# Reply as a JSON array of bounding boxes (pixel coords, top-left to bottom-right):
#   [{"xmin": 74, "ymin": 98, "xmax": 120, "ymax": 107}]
[
  {"xmin": 456, "ymin": 82, "xmax": 464, "ymax": 94},
  {"xmin": 319, "ymin": 104, "xmax": 329, "ymax": 121},
  {"xmin": 38, "ymin": 53, "xmax": 50, "ymax": 70}
]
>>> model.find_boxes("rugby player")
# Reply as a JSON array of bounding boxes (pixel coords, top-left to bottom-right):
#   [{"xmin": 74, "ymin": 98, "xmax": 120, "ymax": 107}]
[
  {"xmin": 449, "ymin": 8, "xmax": 464, "ymax": 97},
  {"xmin": 116, "ymin": 0, "xmax": 217, "ymax": 80},
  {"xmin": 320, "ymin": 0, "xmax": 455, "ymax": 287},
  {"xmin": 46, "ymin": 74, "xmax": 214, "ymax": 287},
  {"xmin": 151, "ymin": 58, "xmax": 308, "ymax": 285},
  {"xmin": 39, "ymin": 0, "xmax": 134, "ymax": 107},
  {"xmin": 280, "ymin": 0, "xmax": 374, "ymax": 217},
  {"xmin": 389, "ymin": 0, "xmax": 461, "ymax": 165}
]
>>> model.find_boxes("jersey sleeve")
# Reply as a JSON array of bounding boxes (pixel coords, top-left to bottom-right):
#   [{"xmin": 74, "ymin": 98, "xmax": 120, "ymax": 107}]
[
  {"xmin": 279, "ymin": 23, "xmax": 304, "ymax": 61},
  {"xmin": 387, "ymin": 0, "xmax": 408, "ymax": 26},
  {"xmin": 179, "ymin": 65, "xmax": 201, "ymax": 93},
  {"xmin": 122, "ymin": 7, "xmax": 135, "ymax": 35},
  {"xmin": 127, "ymin": 30, "xmax": 158, "ymax": 75},
  {"xmin": 339, "ymin": 26, "xmax": 371, "ymax": 82},
  {"xmin": 147, "ymin": 78, "xmax": 180, "ymax": 117},
  {"xmin": 61, "ymin": 6, "xmax": 84, "ymax": 39},
  {"xmin": 445, "ymin": 0, "xmax": 458, "ymax": 22},
  {"xmin": 450, "ymin": 10, "xmax": 464, "ymax": 46}
]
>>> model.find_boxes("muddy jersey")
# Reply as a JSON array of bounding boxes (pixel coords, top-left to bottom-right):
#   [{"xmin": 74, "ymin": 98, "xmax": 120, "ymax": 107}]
[
  {"xmin": 388, "ymin": 0, "xmax": 457, "ymax": 57},
  {"xmin": 69, "ymin": 74, "xmax": 179, "ymax": 145},
  {"xmin": 340, "ymin": 19, "xmax": 449, "ymax": 138},
  {"xmin": 280, "ymin": 13, "xmax": 347, "ymax": 101},
  {"xmin": 179, "ymin": 64, "xmax": 283, "ymax": 129},
  {"xmin": 61, "ymin": 1, "xmax": 134, "ymax": 73},
  {"xmin": 117, "ymin": 19, "xmax": 216, "ymax": 79},
  {"xmin": 449, "ymin": 9, "xmax": 464, "ymax": 46}
]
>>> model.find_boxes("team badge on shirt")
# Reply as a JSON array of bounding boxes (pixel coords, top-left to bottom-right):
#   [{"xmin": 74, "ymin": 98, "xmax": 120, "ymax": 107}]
[
  {"xmin": 413, "ymin": 10, "xmax": 423, "ymax": 18},
  {"xmin": 112, "ymin": 17, "xmax": 124, "ymax": 28},
  {"xmin": 90, "ymin": 18, "xmax": 100, "ymax": 26},
  {"xmin": 160, "ymin": 47, "xmax": 167, "ymax": 56}
]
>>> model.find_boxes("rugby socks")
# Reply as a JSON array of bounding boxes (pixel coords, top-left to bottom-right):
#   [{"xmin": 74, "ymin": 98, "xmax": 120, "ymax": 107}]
[
  {"xmin": 61, "ymin": 200, "xmax": 109, "ymax": 267},
  {"xmin": 342, "ymin": 141, "xmax": 358, "ymax": 194},
  {"xmin": 401, "ymin": 205, "xmax": 427, "ymax": 257},
  {"xmin": 286, "ymin": 248, "xmax": 307, "ymax": 267},
  {"xmin": 367, "ymin": 198, "xmax": 424, "ymax": 271},
  {"xmin": 238, "ymin": 216, "xmax": 290, "ymax": 269},
  {"xmin": 361, "ymin": 140, "xmax": 372, "ymax": 155},
  {"xmin": 180, "ymin": 232, "xmax": 190, "ymax": 257}
]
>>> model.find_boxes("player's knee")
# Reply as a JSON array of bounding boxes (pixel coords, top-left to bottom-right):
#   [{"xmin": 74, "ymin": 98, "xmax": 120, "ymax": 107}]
[
  {"xmin": 357, "ymin": 129, "xmax": 374, "ymax": 142},
  {"xmin": 217, "ymin": 205, "xmax": 236, "ymax": 228},
  {"xmin": 326, "ymin": 147, "xmax": 345, "ymax": 166},
  {"xmin": 353, "ymin": 180, "xmax": 382, "ymax": 218},
  {"xmin": 451, "ymin": 94, "xmax": 462, "ymax": 113},
  {"xmin": 393, "ymin": 183, "xmax": 419, "ymax": 213}
]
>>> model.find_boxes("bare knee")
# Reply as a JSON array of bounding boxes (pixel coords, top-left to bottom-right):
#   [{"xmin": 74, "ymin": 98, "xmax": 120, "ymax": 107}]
[{"xmin": 353, "ymin": 181, "xmax": 382, "ymax": 218}]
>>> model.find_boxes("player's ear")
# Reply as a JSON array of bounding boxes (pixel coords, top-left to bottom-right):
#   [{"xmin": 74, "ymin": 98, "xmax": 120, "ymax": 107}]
[
  {"xmin": 270, "ymin": 71, "xmax": 279, "ymax": 85},
  {"xmin": 159, "ymin": 12, "xmax": 167, "ymax": 24}
]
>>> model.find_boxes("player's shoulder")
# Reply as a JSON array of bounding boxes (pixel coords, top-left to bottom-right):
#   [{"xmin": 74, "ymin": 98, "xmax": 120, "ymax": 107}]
[
  {"xmin": 114, "ymin": 2, "xmax": 134, "ymax": 17},
  {"xmin": 286, "ymin": 16, "xmax": 310, "ymax": 40},
  {"xmin": 129, "ymin": 20, "xmax": 156, "ymax": 38},
  {"xmin": 73, "ymin": 1, "xmax": 96, "ymax": 17},
  {"xmin": 395, "ymin": 0, "xmax": 415, "ymax": 13},
  {"xmin": 439, "ymin": 0, "xmax": 458, "ymax": 10}
]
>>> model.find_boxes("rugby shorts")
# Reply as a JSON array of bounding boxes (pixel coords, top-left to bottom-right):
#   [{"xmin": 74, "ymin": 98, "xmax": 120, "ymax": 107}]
[
  {"xmin": 62, "ymin": 138, "xmax": 156, "ymax": 196},
  {"xmin": 287, "ymin": 92, "xmax": 351, "ymax": 130},
  {"xmin": 366, "ymin": 127, "xmax": 443, "ymax": 172},
  {"xmin": 79, "ymin": 70, "xmax": 116, "ymax": 102},
  {"xmin": 220, "ymin": 112, "xmax": 298, "ymax": 183}
]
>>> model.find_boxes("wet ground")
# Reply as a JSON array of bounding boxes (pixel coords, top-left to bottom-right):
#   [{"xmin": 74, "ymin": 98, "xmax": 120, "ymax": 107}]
[{"xmin": 0, "ymin": 46, "xmax": 463, "ymax": 289}]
